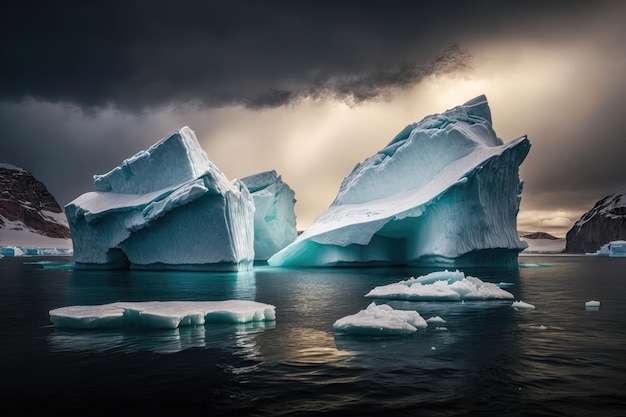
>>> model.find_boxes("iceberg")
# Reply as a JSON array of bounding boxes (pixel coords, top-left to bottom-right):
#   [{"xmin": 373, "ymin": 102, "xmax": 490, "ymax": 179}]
[
  {"xmin": 585, "ymin": 240, "xmax": 626, "ymax": 257},
  {"xmin": 333, "ymin": 302, "xmax": 428, "ymax": 335},
  {"xmin": 585, "ymin": 300, "xmax": 600, "ymax": 311},
  {"xmin": 65, "ymin": 126, "xmax": 255, "ymax": 271},
  {"xmin": 49, "ymin": 300, "xmax": 276, "ymax": 329},
  {"xmin": 268, "ymin": 95, "xmax": 530, "ymax": 268},
  {"xmin": 0, "ymin": 246, "xmax": 72, "ymax": 256},
  {"xmin": 365, "ymin": 269, "xmax": 514, "ymax": 301},
  {"xmin": 241, "ymin": 170, "xmax": 297, "ymax": 260}
]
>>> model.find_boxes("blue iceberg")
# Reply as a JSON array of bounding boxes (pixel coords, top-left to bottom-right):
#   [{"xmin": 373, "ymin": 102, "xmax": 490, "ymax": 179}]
[
  {"xmin": 65, "ymin": 126, "xmax": 255, "ymax": 271},
  {"xmin": 268, "ymin": 95, "xmax": 530, "ymax": 268},
  {"xmin": 241, "ymin": 170, "xmax": 297, "ymax": 260}
]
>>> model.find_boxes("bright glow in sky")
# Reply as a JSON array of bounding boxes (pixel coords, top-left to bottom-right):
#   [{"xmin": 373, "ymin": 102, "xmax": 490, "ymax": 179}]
[{"xmin": 1, "ymin": 2, "xmax": 625, "ymax": 239}]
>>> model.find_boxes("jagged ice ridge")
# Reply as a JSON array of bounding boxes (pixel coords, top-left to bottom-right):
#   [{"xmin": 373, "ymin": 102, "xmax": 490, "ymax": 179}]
[
  {"xmin": 268, "ymin": 95, "xmax": 530, "ymax": 268},
  {"xmin": 65, "ymin": 126, "xmax": 255, "ymax": 271},
  {"xmin": 241, "ymin": 170, "xmax": 297, "ymax": 260}
]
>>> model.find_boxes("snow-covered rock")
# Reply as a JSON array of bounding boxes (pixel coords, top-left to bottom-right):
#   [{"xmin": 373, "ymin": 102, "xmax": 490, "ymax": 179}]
[
  {"xmin": 268, "ymin": 95, "xmax": 530, "ymax": 268},
  {"xmin": 241, "ymin": 170, "xmax": 297, "ymax": 260},
  {"xmin": 566, "ymin": 192, "xmax": 626, "ymax": 253},
  {"xmin": 519, "ymin": 231, "xmax": 565, "ymax": 254},
  {"xmin": 65, "ymin": 126, "xmax": 255, "ymax": 271},
  {"xmin": 0, "ymin": 163, "xmax": 72, "ymax": 251}
]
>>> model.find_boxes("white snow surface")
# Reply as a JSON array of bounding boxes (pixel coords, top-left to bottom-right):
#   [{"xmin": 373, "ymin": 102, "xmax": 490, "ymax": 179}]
[
  {"xmin": 241, "ymin": 170, "xmax": 297, "ymax": 260},
  {"xmin": 333, "ymin": 302, "xmax": 428, "ymax": 335},
  {"xmin": 365, "ymin": 269, "xmax": 514, "ymax": 301},
  {"xmin": 65, "ymin": 126, "xmax": 255, "ymax": 271},
  {"xmin": 0, "ymin": 214, "xmax": 72, "ymax": 253},
  {"xmin": 49, "ymin": 300, "xmax": 276, "ymax": 329},
  {"xmin": 268, "ymin": 95, "xmax": 530, "ymax": 268}
]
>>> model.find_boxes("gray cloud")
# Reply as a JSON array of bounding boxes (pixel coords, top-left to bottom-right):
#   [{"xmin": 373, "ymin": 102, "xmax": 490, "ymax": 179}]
[
  {"xmin": 1, "ymin": 1, "xmax": 625, "ymax": 238},
  {"xmin": 0, "ymin": 1, "xmax": 611, "ymax": 112}
]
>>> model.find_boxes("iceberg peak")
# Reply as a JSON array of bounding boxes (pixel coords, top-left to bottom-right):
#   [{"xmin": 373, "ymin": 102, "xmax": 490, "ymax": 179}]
[
  {"xmin": 268, "ymin": 95, "xmax": 530, "ymax": 268},
  {"xmin": 66, "ymin": 126, "xmax": 255, "ymax": 271}
]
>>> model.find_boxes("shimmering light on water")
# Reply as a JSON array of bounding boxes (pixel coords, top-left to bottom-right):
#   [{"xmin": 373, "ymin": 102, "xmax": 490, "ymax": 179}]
[{"xmin": 1, "ymin": 255, "xmax": 625, "ymax": 416}]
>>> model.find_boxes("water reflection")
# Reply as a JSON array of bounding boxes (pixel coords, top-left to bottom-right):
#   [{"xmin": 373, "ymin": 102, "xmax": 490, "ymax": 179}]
[
  {"xmin": 63, "ymin": 268, "xmax": 258, "ymax": 305},
  {"xmin": 48, "ymin": 321, "xmax": 274, "ymax": 354}
]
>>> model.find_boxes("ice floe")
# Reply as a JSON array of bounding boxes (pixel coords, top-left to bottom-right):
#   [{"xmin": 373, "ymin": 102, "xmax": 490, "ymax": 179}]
[
  {"xmin": 49, "ymin": 300, "xmax": 276, "ymax": 329},
  {"xmin": 365, "ymin": 269, "xmax": 514, "ymax": 301},
  {"xmin": 333, "ymin": 302, "xmax": 428, "ymax": 336}
]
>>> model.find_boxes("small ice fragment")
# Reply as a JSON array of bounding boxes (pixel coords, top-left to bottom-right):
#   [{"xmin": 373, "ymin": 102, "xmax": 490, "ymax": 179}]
[
  {"xmin": 426, "ymin": 316, "xmax": 446, "ymax": 324},
  {"xmin": 511, "ymin": 300, "xmax": 535, "ymax": 310},
  {"xmin": 435, "ymin": 327, "xmax": 448, "ymax": 331},
  {"xmin": 585, "ymin": 300, "xmax": 600, "ymax": 311},
  {"xmin": 431, "ymin": 346, "xmax": 436, "ymax": 350}
]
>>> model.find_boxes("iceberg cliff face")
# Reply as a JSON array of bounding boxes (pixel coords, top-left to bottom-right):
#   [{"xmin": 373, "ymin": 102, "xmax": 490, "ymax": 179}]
[
  {"xmin": 241, "ymin": 170, "xmax": 297, "ymax": 260},
  {"xmin": 66, "ymin": 127, "xmax": 255, "ymax": 271},
  {"xmin": 268, "ymin": 95, "xmax": 530, "ymax": 268}
]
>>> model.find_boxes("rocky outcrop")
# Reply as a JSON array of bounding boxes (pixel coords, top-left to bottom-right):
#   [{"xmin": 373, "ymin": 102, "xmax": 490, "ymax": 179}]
[
  {"xmin": 565, "ymin": 192, "xmax": 626, "ymax": 253},
  {"xmin": 519, "ymin": 231, "xmax": 558, "ymax": 240},
  {"xmin": 0, "ymin": 164, "xmax": 71, "ymax": 239}
]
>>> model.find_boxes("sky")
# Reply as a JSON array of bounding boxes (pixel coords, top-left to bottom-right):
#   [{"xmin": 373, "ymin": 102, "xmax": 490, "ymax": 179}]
[{"xmin": 1, "ymin": 1, "xmax": 625, "ymax": 237}]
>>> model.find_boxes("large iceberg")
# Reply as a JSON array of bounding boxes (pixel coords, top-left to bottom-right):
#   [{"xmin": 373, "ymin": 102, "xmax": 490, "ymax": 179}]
[
  {"xmin": 241, "ymin": 170, "xmax": 297, "ymax": 260},
  {"xmin": 268, "ymin": 95, "xmax": 530, "ymax": 268},
  {"xmin": 65, "ymin": 126, "xmax": 255, "ymax": 271}
]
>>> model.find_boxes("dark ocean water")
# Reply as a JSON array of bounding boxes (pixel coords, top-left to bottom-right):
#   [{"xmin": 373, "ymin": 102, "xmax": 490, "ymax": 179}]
[{"xmin": 1, "ymin": 255, "xmax": 625, "ymax": 416}]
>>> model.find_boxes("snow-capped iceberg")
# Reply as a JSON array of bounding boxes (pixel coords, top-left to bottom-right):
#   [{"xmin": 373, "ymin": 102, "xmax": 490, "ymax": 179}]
[
  {"xmin": 241, "ymin": 170, "xmax": 297, "ymax": 260},
  {"xmin": 365, "ymin": 269, "xmax": 514, "ymax": 301},
  {"xmin": 65, "ymin": 126, "xmax": 255, "ymax": 271},
  {"xmin": 333, "ymin": 302, "xmax": 428, "ymax": 335},
  {"xmin": 49, "ymin": 300, "xmax": 276, "ymax": 329},
  {"xmin": 268, "ymin": 95, "xmax": 530, "ymax": 268}
]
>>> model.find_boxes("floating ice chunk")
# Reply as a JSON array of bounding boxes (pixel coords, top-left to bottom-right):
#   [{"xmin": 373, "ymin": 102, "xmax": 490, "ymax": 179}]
[
  {"xmin": 49, "ymin": 300, "xmax": 276, "ymax": 329},
  {"xmin": 365, "ymin": 269, "xmax": 514, "ymax": 301},
  {"xmin": 333, "ymin": 302, "xmax": 427, "ymax": 336},
  {"xmin": 511, "ymin": 300, "xmax": 535, "ymax": 310},
  {"xmin": 585, "ymin": 300, "xmax": 600, "ymax": 311},
  {"xmin": 496, "ymin": 282, "xmax": 515, "ymax": 287},
  {"xmin": 426, "ymin": 316, "xmax": 446, "ymax": 324},
  {"xmin": 240, "ymin": 170, "xmax": 298, "ymax": 260},
  {"xmin": 268, "ymin": 95, "xmax": 530, "ymax": 268}
]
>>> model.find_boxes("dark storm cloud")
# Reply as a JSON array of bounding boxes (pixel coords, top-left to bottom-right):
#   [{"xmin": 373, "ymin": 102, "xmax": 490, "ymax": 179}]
[
  {"xmin": 0, "ymin": 0, "xmax": 603, "ymax": 112},
  {"xmin": 1, "ymin": 0, "xmax": 625, "ymax": 237}
]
